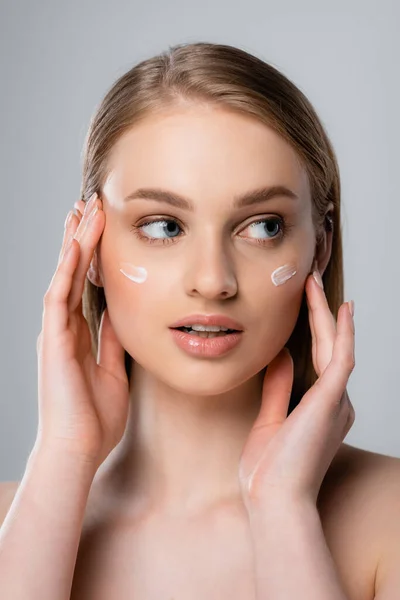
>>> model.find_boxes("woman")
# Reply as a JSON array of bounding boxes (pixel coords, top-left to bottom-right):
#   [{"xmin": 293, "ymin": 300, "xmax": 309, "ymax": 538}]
[{"xmin": 0, "ymin": 42, "xmax": 399, "ymax": 599}]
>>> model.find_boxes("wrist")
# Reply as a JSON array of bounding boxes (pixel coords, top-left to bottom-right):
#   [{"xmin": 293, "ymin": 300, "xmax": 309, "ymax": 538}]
[
  {"xmin": 29, "ymin": 438, "xmax": 98, "ymax": 481},
  {"xmin": 245, "ymin": 492, "xmax": 316, "ymax": 524}
]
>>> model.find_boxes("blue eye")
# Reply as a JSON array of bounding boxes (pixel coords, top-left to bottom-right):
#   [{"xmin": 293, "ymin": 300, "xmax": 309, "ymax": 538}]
[
  {"xmin": 139, "ymin": 219, "xmax": 181, "ymax": 240},
  {"xmin": 244, "ymin": 218, "xmax": 282, "ymax": 240},
  {"xmin": 130, "ymin": 216, "xmax": 293, "ymax": 246},
  {"xmin": 129, "ymin": 219, "xmax": 182, "ymax": 245}
]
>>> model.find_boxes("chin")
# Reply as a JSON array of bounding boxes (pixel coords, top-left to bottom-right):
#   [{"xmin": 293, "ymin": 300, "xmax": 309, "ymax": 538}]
[
  {"xmin": 165, "ymin": 377, "xmax": 246, "ymax": 397},
  {"xmin": 135, "ymin": 355, "xmax": 264, "ymax": 397}
]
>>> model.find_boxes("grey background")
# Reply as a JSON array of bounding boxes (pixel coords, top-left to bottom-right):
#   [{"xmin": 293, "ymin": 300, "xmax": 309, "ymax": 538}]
[{"xmin": 0, "ymin": 0, "xmax": 399, "ymax": 481}]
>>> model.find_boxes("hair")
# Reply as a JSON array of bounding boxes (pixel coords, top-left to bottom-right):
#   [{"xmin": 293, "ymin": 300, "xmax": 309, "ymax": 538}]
[{"xmin": 79, "ymin": 42, "xmax": 343, "ymax": 415}]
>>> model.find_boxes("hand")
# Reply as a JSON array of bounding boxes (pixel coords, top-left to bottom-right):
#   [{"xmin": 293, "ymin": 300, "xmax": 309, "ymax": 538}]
[
  {"xmin": 238, "ymin": 271, "xmax": 356, "ymax": 510},
  {"xmin": 36, "ymin": 193, "xmax": 130, "ymax": 470}
]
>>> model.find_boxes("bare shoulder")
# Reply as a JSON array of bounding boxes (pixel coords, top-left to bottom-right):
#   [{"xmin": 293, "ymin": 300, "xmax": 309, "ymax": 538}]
[
  {"xmin": 0, "ymin": 481, "xmax": 20, "ymax": 526},
  {"xmin": 318, "ymin": 442, "xmax": 400, "ymax": 600},
  {"xmin": 320, "ymin": 441, "xmax": 400, "ymax": 516}
]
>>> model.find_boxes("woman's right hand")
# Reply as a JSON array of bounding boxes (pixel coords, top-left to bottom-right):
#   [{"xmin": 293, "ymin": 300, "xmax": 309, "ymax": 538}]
[{"xmin": 35, "ymin": 193, "xmax": 130, "ymax": 470}]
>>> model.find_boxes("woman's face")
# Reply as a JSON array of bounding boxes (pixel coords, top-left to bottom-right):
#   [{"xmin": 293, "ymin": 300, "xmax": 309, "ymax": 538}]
[{"xmin": 94, "ymin": 105, "xmax": 316, "ymax": 393}]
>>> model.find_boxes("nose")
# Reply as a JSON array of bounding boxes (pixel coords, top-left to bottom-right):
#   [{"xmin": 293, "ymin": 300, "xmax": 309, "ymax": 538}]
[{"xmin": 183, "ymin": 237, "xmax": 238, "ymax": 300}]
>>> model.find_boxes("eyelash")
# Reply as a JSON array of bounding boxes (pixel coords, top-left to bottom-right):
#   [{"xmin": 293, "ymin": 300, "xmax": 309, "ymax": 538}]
[{"xmin": 129, "ymin": 216, "xmax": 294, "ymax": 247}]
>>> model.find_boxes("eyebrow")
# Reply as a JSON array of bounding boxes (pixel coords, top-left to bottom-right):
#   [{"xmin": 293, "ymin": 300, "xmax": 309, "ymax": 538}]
[{"xmin": 123, "ymin": 184, "xmax": 299, "ymax": 210}]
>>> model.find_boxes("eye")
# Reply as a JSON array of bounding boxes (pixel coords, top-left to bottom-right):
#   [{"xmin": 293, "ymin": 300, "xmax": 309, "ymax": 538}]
[
  {"xmin": 239, "ymin": 217, "xmax": 286, "ymax": 244},
  {"xmin": 130, "ymin": 216, "xmax": 293, "ymax": 246},
  {"xmin": 130, "ymin": 219, "xmax": 183, "ymax": 245}
]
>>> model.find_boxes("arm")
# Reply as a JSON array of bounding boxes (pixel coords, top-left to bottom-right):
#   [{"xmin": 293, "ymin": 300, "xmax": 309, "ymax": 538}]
[
  {"xmin": 238, "ymin": 275, "xmax": 356, "ymax": 598},
  {"xmin": 371, "ymin": 456, "xmax": 400, "ymax": 600},
  {"xmin": 0, "ymin": 443, "xmax": 96, "ymax": 600},
  {"xmin": 248, "ymin": 497, "xmax": 349, "ymax": 600}
]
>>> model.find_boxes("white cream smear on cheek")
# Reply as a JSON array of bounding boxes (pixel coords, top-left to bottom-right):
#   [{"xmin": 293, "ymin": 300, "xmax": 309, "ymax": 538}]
[
  {"xmin": 119, "ymin": 262, "xmax": 148, "ymax": 283},
  {"xmin": 271, "ymin": 263, "xmax": 297, "ymax": 286},
  {"xmin": 118, "ymin": 261, "xmax": 297, "ymax": 287}
]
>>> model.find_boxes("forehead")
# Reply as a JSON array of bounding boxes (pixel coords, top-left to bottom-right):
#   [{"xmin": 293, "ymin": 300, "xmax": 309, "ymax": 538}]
[{"xmin": 105, "ymin": 106, "xmax": 311, "ymax": 205}]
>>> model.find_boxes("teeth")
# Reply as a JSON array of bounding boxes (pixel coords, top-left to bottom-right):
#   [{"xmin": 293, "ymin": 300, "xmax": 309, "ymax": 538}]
[
  {"xmin": 185, "ymin": 324, "xmax": 229, "ymax": 332},
  {"xmin": 186, "ymin": 331, "xmax": 228, "ymax": 338}
]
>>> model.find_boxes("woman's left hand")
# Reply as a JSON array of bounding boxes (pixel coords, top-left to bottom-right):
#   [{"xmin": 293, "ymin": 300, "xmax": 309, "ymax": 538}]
[{"xmin": 238, "ymin": 271, "xmax": 356, "ymax": 510}]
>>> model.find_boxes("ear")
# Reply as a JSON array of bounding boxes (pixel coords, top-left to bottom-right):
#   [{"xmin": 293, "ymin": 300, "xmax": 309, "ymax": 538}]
[
  {"xmin": 313, "ymin": 203, "xmax": 334, "ymax": 277},
  {"xmin": 87, "ymin": 246, "xmax": 104, "ymax": 288}
]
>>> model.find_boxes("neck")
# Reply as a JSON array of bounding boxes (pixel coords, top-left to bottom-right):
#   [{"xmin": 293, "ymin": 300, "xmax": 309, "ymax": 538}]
[{"xmin": 96, "ymin": 360, "xmax": 266, "ymax": 519}]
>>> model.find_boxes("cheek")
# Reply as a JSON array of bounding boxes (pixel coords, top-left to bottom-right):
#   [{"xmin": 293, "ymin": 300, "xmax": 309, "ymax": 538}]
[
  {"xmin": 272, "ymin": 261, "xmax": 311, "ymax": 340},
  {"xmin": 268, "ymin": 238, "xmax": 314, "ymax": 291},
  {"xmin": 271, "ymin": 263, "xmax": 297, "ymax": 286},
  {"xmin": 119, "ymin": 262, "xmax": 148, "ymax": 283},
  {"xmin": 247, "ymin": 256, "xmax": 310, "ymax": 346},
  {"xmin": 268, "ymin": 257, "xmax": 311, "ymax": 323},
  {"xmin": 100, "ymin": 260, "xmax": 160, "ymax": 359}
]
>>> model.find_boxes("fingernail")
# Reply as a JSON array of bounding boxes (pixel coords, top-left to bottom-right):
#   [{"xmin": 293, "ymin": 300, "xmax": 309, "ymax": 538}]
[
  {"xmin": 84, "ymin": 193, "xmax": 97, "ymax": 215},
  {"xmin": 88, "ymin": 205, "xmax": 99, "ymax": 223},
  {"xmin": 348, "ymin": 300, "xmax": 355, "ymax": 317},
  {"xmin": 63, "ymin": 233, "xmax": 74, "ymax": 258},
  {"xmin": 75, "ymin": 205, "xmax": 98, "ymax": 242},
  {"xmin": 64, "ymin": 210, "xmax": 74, "ymax": 229},
  {"xmin": 313, "ymin": 269, "xmax": 324, "ymax": 289}
]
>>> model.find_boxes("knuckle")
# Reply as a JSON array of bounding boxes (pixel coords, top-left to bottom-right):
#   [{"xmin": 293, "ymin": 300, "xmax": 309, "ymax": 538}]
[
  {"xmin": 334, "ymin": 391, "xmax": 353, "ymax": 420},
  {"xmin": 43, "ymin": 291, "xmax": 53, "ymax": 307},
  {"xmin": 343, "ymin": 396, "xmax": 355, "ymax": 421},
  {"xmin": 329, "ymin": 394, "xmax": 344, "ymax": 419},
  {"xmin": 345, "ymin": 403, "xmax": 356, "ymax": 431},
  {"xmin": 43, "ymin": 286, "xmax": 58, "ymax": 306},
  {"xmin": 348, "ymin": 398, "xmax": 356, "ymax": 419},
  {"xmin": 340, "ymin": 351, "xmax": 355, "ymax": 372}
]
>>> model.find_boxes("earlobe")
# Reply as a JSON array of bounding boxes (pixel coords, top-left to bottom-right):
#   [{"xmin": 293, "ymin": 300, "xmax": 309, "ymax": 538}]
[
  {"xmin": 87, "ymin": 248, "xmax": 104, "ymax": 287},
  {"xmin": 87, "ymin": 266, "xmax": 103, "ymax": 287},
  {"xmin": 314, "ymin": 221, "xmax": 334, "ymax": 277}
]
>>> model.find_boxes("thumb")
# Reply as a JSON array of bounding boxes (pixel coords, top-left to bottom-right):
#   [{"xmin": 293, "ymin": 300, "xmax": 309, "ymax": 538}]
[
  {"xmin": 255, "ymin": 347, "xmax": 294, "ymax": 429},
  {"xmin": 97, "ymin": 307, "xmax": 128, "ymax": 384}
]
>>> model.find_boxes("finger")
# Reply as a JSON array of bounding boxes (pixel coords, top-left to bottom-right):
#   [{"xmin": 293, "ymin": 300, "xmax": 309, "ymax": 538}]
[
  {"xmin": 67, "ymin": 196, "xmax": 104, "ymax": 312},
  {"xmin": 42, "ymin": 200, "xmax": 94, "ymax": 340},
  {"xmin": 43, "ymin": 232, "xmax": 81, "ymax": 338},
  {"xmin": 305, "ymin": 265, "xmax": 321, "ymax": 369},
  {"xmin": 57, "ymin": 210, "xmax": 81, "ymax": 266},
  {"xmin": 309, "ymin": 302, "xmax": 355, "ymax": 415},
  {"xmin": 74, "ymin": 200, "xmax": 85, "ymax": 218},
  {"xmin": 256, "ymin": 347, "xmax": 294, "ymax": 428},
  {"xmin": 305, "ymin": 272, "xmax": 337, "ymax": 376},
  {"xmin": 307, "ymin": 292, "xmax": 317, "ymax": 369},
  {"xmin": 46, "ymin": 206, "xmax": 81, "ymax": 322},
  {"xmin": 73, "ymin": 194, "xmax": 98, "ymax": 242},
  {"xmin": 97, "ymin": 307, "xmax": 127, "ymax": 383}
]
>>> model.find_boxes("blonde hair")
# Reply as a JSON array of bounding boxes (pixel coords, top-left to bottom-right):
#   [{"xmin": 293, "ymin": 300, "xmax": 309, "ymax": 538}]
[{"xmin": 80, "ymin": 42, "xmax": 343, "ymax": 414}]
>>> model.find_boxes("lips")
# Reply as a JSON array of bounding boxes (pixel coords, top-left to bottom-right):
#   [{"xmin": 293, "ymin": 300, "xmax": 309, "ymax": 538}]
[
  {"xmin": 169, "ymin": 314, "xmax": 244, "ymax": 331},
  {"xmin": 170, "ymin": 327, "xmax": 244, "ymax": 357}
]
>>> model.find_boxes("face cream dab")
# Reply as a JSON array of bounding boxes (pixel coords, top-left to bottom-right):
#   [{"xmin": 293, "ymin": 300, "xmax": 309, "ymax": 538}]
[
  {"xmin": 271, "ymin": 263, "xmax": 297, "ymax": 287},
  {"xmin": 119, "ymin": 262, "xmax": 148, "ymax": 283}
]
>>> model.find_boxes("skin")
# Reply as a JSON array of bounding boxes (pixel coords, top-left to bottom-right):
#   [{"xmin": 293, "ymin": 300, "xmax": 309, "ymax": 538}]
[
  {"xmin": 78, "ymin": 104, "xmax": 334, "ymax": 519},
  {"xmin": 2, "ymin": 102, "xmax": 399, "ymax": 600}
]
